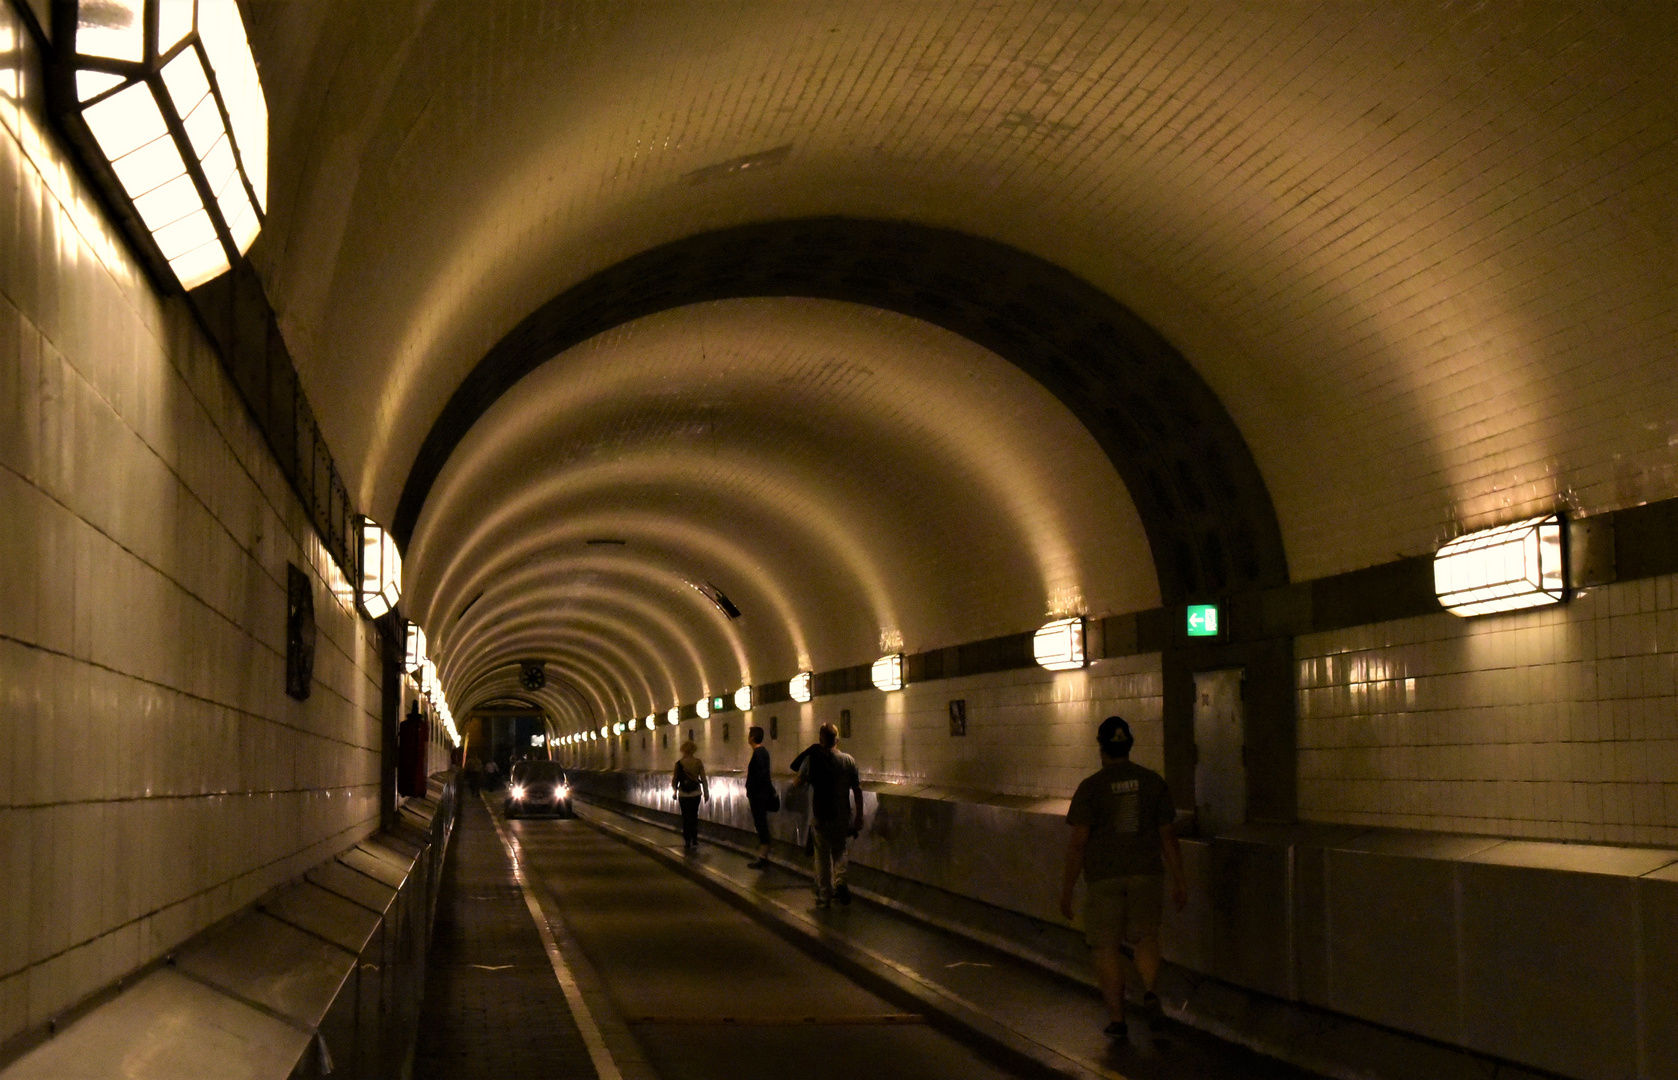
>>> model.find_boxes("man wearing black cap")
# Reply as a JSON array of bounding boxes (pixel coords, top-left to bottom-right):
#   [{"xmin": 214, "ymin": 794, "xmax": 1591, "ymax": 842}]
[{"xmin": 1061, "ymin": 715, "xmax": 1187, "ymax": 1041}]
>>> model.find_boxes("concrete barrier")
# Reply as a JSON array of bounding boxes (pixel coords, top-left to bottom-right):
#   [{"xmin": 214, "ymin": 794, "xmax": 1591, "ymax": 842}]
[
  {"xmin": 572, "ymin": 767, "xmax": 1677, "ymax": 1080},
  {"xmin": 0, "ymin": 772, "xmax": 460, "ymax": 1080}
]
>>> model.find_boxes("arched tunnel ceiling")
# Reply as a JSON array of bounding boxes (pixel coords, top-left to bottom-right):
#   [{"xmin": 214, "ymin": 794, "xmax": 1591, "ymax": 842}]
[
  {"xmin": 412, "ymin": 298, "xmax": 1157, "ymax": 721},
  {"xmin": 244, "ymin": 2, "xmax": 1677, "ymax": 716}
]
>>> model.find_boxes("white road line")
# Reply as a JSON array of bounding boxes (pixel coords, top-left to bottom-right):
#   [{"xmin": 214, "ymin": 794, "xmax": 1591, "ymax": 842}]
[{"xmin": 481, "ymin": 793, "xmax": 624, "ymax": 1080}]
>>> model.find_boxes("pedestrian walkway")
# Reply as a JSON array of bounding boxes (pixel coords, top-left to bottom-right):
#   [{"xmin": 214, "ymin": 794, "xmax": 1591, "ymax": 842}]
[
  {"xmin": 572, "ymin": 800, "xmax": 1315, "ymax": 1080},
  {"xmin": 408, "ymin": 791, "xmax": 1318, "ymax": 1080},
  {"xmin": 412, "ymin": 797, "xmax": 597, "ymax": 1079}
]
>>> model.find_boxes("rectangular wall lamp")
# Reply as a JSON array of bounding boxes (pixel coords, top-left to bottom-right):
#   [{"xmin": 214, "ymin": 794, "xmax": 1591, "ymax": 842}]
[
  {"xmin": 1433, "ymin": 513, "xmax": 1566, "ymax": 616},
  {"xmin": 50, "ymin": 0, "xmax": 268, "ymax": 291},
  {"xmin": 789, "ymin": 671, "xmax": 813, "ymax": 703},
  {"xmin": 403, "ymin": 623, "xmax": 427, "ymax": 674},
  {"xmin": 359, "ymin": 518, "xmax": 403, "ymax": 619},
  {"xmin": 871, "ymin": 653, "xmax": 903, "ymax": 692},
  {"xmin": 1033, "ymin": 617, "xmax": 1087, "ymax": 670}
]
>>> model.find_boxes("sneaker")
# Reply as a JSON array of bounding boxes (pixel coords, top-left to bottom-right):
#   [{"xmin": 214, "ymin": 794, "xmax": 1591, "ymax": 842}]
[
  {"xmin": 834, "ymin": 883, "xmax": 852, "ymax": 905},
  {"xmin": 1103, "ymin": 1020, "xmax": 1128, "ymax": 1040}
]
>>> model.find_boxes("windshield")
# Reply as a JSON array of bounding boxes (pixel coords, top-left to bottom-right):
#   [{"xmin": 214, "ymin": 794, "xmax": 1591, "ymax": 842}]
[{"xmin": 511, "ymin": 761, "xmax": 566, "ymax": 784}]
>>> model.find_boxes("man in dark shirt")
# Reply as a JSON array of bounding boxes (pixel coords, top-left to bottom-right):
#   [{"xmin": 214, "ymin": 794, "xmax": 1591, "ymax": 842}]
[
  {"xmin": 745, "ymin": 726, "xmax": 776, "ymax": 868},
  {"xmin": 1061, "ymin": 715, "xmax": 1187, "ymax": 1040},
  {"xmin": 792, "ymin": 722, "xmax": 863, "ymax": 907}
]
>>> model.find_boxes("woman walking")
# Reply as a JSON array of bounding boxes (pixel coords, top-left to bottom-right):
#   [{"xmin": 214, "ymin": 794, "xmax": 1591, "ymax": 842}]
[
  {"xmin": 672, "ymin": 741, "xmax": 710, "ymax": 849},
  {"xmin": 745, "ymin": 726, "xmax": 779, "ymax": 868}
]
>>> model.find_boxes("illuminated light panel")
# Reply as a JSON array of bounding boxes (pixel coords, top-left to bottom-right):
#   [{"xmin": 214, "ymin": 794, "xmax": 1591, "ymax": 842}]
[
  {"xmin": 1434, "ymin": 514, "xmax": 1567, "ymax": 617},
  {"xmin": 1033, "ymin": 617, "xmax": 1086, "ymax": 671},
  {"xmin": 696, "ymin": 697, "xmax": 711, "ymax": 719},
  {"xmin": 359, "ymin": 518, "xmax": 402, "ymax": 619},
  {"xmin": 871, "ymin": 654, "xmax": 903, "ymax": 693},
  {"xmin": 789, "ymin": 671, "xmax": 813, "ymax": 703},
  {"xmin": 60, "ymin": 0, "xmax": 269, "ymax": 290},
  {"xmin": 734, "ymin": 686, "xmax": 753, "ymax": 711},
  {"xmin": 598, "ymin": 726, "xmax": 607, "ymax": 738},
  {"xmin": 403, "ymin": 623, "xmax": 427, "ymax": 674},
  {"xmin": 627, "ymin": 718, "xmax": 638, "ymax": 732},
  {"xmin": 667, "ymin": 707, "xmax": 680, "ymax": 725},
  {"xmin": 75, "ymin": 0, "xmax": 144, "ymax": 62}
]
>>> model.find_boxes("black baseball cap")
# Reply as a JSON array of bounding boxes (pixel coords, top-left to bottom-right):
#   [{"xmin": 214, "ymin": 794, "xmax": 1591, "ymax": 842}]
[{"xmin": 1097, "ymin": 715, "xmax": 1134, "ymax": 752}]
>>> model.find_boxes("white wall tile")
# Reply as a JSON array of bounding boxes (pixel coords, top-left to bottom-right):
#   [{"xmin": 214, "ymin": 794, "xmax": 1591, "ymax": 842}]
[
  {"xmin": 1299, "ymin": 572, "xmax": 1678, "ymax": 842},
  {"xmin": 0, "ymin": 11, "xmax": 381, "ymax": 1045}
]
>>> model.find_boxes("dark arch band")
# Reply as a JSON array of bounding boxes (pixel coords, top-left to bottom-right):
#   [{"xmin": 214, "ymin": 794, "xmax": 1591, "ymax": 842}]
[{"xmin": 393, "ymin": 218, "xmax": 1289, "ymax": 603}]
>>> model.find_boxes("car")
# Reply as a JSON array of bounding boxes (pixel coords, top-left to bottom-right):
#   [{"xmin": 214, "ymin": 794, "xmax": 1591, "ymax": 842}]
[{"xmin": 504, "ymin": 761, "xmax": 573, "ymax": 818}]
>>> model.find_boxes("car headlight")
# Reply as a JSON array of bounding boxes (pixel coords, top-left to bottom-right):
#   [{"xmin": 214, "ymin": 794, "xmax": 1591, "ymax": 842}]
[{"xmin": 511, "ymin": 785, "xmax": 525, "ymax": 800}]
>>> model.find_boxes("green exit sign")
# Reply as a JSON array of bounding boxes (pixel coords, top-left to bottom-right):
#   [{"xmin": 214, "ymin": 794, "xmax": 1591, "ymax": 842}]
[{"xmin": 1186, "ymin": 604, "xmax": 1221, "ymax": 637}]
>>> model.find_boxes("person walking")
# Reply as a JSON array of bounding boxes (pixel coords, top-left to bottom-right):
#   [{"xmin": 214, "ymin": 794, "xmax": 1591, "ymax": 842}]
[
  {"xmin": 672, "ymin": 741, "xmax": 710, "ymax": 850},
  {"xmin": 744, "ymin": 726, "xmax": 779, "ymax": 868},
  {"xmin": 791, "ymin": 722, "xmax": 863, "ymax": 907},
  {"xmin": 1060, "ymin": 715, "xmax": 1188, "ymax": 1041}
]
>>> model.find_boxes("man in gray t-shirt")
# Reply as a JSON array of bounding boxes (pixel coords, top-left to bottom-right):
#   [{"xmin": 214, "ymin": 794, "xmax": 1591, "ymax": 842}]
[
  {"xmin": 1061, "ymin": 716, "xmax": 1186, "ymax": 1041},
  {"xmin": 793, "ymin": 722, "xmax": 863, "ymax": 907}
]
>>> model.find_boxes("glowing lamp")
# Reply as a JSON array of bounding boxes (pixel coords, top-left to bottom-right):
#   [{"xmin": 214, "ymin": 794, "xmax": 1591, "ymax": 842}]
[
  {"xmin": 1434, "ymin": 514, "xmax": 1567, "ymax": 617},
  {"xmin": 667, "ymin": 707, "xmax": 680, "ymax": 725},
  {"xmin": 358, "ymin": 518, "xmax": 402, "ymax": 619},
  {"xmin": 734, "ymin": 686, "xmax": 753, "ymax": 711},
  {"xmin": 52, "ymin": 0, "xmax": 268, "ymax": 290},
  {"xmin": 697, "ymin": 697, "xmax": 711, "ymax": 719},
  {"xmin": 403, "ymin": 623, "xmax": 427, "ymax": 674},
  {"xmin": 531, "ymin": 735, "xmax": 545, "ymax": 748},
  {"xmin": 789, "ymin": 671, "xmax": 813, "ymax": 703},
  {"xmin": 645, "ymin": 713, "xmax": 655, "ymax": 729},
  {"xmin": 871, "ymin": 654, "xmax": 903, "ymax": 692},
  {"xmin": 1033, "ymin": 617, "xmax": 1087, "ymax": 671}
]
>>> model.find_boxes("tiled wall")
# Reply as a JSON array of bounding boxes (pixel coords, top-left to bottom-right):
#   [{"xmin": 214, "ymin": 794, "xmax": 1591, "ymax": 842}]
[
  {"xmin": 1299, "ymin": 573, "xmax": 1678, "ymax": 847},
  {"xmin": 591, "ymin": 652, "xmax": 1164, "ymax": 803},
  {"xmin": 0, "ymin": 9, "xmax": 382, "ymax": 1044}
]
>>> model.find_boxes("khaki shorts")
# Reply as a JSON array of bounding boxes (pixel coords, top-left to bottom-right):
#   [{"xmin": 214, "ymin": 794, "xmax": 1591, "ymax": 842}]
[{"xmin": 1082, "ymin": 874, "xmax": 1164, "ymax": 947}]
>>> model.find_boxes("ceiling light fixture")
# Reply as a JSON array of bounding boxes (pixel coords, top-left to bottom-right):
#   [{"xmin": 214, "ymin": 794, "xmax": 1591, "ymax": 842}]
[
  {"xmin": 403, "ymin": 623, "xmax": 427, "ymax": 674},
  {"xmin": 50, "ymin": 0, "xmax": 268, "ymax": 291},
  {"xmin": 871, "ymin": 654, "xmax": 903, "ymax": 693},
  {"xmin": 358, "ymin": 518, "xmax": 402, "ymax": 619},
  {"xmin": 1033, "ymin": 617, "xmax": 1087, "ymax": 671},
  {"xmin": 789, "ymin": 671, "xmax": 813, "ymax": 703},
  {"xmin": 1434, "ymin": 514, "xmax": 1567, "ymax": 617}
]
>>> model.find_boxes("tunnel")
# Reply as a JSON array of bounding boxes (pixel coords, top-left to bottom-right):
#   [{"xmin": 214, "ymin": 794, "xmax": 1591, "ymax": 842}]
[{"xmin": 0, "ymin": 3, "xmax": 1675, "ymax": 1079}]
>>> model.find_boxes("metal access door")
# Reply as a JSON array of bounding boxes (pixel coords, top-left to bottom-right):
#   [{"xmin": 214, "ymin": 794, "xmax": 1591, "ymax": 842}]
[{"xmin": 1193, "ymin": 668, "xmax": 1246, "ymax": 835}]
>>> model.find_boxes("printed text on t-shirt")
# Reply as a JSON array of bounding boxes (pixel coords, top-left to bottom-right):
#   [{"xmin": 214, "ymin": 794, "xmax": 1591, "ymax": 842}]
[{"xmin": 1110, "ymin": 779, "xmax": 1140, "ymax": 833}]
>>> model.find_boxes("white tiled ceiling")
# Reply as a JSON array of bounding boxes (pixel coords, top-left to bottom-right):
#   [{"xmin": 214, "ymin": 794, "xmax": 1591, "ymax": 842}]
[
  {"xmin": 245, "ymin": 1, "xmax": 1677, "ymax": 715},
  {"xmin": 409, "ymin": 299, "xmax": 1153, "ymax": 718}
]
